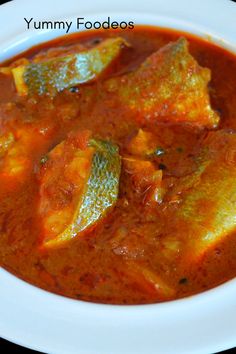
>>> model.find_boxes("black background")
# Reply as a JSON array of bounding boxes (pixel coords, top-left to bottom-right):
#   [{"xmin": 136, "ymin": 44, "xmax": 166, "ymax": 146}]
[{"xmin": 0, "ymin": 0, "xmax": 236, "ymax": 353}]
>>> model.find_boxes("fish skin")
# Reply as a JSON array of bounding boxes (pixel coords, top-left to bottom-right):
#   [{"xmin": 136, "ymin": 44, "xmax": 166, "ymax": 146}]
[
  {"xmin": 12, "ymin": 37, "xmax": 128, "ymax": 96},
  {"xmin": 70, "ymin": 139, "xmax": 121, "ymax": 235},
  {"xmin": 41, "ymin": 137, "xmax": 121, "ymax": 248}
]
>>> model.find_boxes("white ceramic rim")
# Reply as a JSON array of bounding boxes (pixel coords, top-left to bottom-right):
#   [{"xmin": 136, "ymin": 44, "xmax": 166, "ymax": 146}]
[{"xmin": 0, "ymin": 1, "xmax": 236, "ymax": 353}]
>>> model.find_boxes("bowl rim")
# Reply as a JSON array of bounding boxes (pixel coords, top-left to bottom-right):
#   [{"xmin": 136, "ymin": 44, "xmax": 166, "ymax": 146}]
[{"xmin": 1, "ymin": 0, "xmax": 236, "ymax": 353}]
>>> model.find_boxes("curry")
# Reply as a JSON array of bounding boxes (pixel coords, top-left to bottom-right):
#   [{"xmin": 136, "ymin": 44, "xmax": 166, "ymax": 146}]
[{"xmin": 1, "ymin": 26, "xmax": 236, "ymax": 304}]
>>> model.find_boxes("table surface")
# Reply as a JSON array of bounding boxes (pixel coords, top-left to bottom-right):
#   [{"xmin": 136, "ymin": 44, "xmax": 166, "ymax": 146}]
[
  {"xmin": 0, "ymin": 337, "xmax": 235, "ymax": 354},
  {"xmin": 0, "ymin": 0, "xmax": 236, "ymax": 353}
]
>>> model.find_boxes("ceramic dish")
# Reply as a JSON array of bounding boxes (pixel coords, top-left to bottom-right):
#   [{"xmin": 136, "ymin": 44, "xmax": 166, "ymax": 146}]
[{"xmin": 0, "ymin": 0, "xmax": 236, "ymax": 353}]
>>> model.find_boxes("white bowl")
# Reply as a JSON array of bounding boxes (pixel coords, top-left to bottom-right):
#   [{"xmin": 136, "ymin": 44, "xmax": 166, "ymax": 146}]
[{"xmin": 0, "ymin": 0, "xmax": 236, "ymax": 353}]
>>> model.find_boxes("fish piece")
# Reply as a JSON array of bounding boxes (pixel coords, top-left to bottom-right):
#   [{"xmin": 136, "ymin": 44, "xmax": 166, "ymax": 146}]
[
  {"xmin": 0, "ymin": 67, "xmax": 12, "ymax": 75},
  {"xmin": 39, "ymin": 131, "xmax": 121, "ymax": 248},
  {"xmin": 174, "ymin": 130, "xmax": 236, "ymax": 260},
  {"xmin": 0, "ymin": 128, "xmax": 46, "ymax": 183},
  {"xmin": 126, "ymin": 129, "xmax": 160, "ymax": 157},
  {"xmin": 12, "ymin": 37, "xmax": 128, "ymax": 96},
  {"xmin": 107, "ymin": 38, "xmax": 219, "ymax": 128},
  {"xmin": 124, "ymin": 261, "xmax": 175, "ymax": 299},
  {"xmin": 123, "ymin": 157, "xmax": 164, "ymax": 204},
  {"xmin": 0, "ymin": 132, "xmax": 15, "ymax": 158}
]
